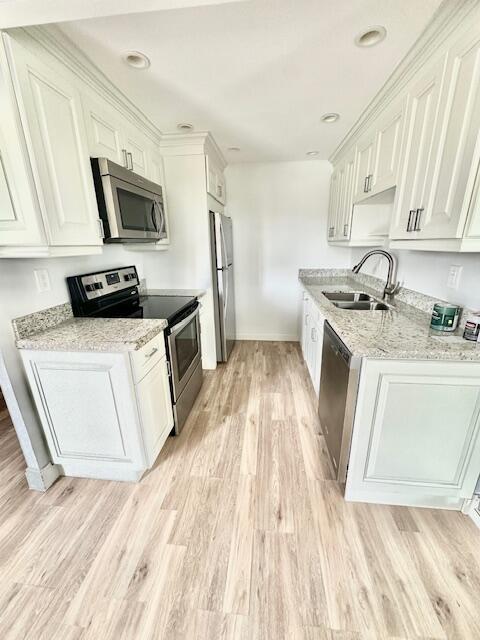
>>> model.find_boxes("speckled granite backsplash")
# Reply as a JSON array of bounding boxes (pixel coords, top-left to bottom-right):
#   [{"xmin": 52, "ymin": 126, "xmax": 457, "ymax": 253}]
[
  {"xmin": 12, "ymin": 303, "xmax": 73, "ymax": 340},
  {"xmin": 299, "ymin": 268, "xmax": 473, "ymax": 326}
]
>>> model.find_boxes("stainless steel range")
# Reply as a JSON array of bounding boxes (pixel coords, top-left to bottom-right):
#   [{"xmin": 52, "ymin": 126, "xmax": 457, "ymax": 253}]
[{"xmin": 67, "ymin": 265, "xmax": 202, "ymax": 434}]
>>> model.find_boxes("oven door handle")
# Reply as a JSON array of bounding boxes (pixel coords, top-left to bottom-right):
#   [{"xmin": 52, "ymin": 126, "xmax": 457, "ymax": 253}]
[{"xmin": 170, "ymin": 305, "xmax": 200, "ymax": 335}]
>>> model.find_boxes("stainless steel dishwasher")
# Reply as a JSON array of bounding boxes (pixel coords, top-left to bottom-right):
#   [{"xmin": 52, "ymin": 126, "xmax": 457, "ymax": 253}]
[{"xmin": 318, "ymin": 322, "xmax": 361, "ymax": 482}]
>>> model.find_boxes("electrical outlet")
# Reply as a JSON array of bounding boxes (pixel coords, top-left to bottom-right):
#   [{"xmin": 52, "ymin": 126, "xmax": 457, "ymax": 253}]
[
  {"xmin": 34, "ymin": 268, "xmax": 51, "ymax": 293},
  {"xmin": 447, "ymin": 265, "xmax": 462, "ymax": 290}
]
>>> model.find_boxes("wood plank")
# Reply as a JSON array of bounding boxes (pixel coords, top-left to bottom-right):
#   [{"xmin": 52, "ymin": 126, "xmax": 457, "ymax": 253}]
[{"xmin": 0, "ymin": 342, "xmax": 479, "ymax": 639}]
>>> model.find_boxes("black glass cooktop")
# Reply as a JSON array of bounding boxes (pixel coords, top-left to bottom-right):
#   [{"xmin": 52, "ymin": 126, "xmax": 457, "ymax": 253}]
[{"xmin": 138, "ymin": 295, "xmax": 196, "ymax": 322}]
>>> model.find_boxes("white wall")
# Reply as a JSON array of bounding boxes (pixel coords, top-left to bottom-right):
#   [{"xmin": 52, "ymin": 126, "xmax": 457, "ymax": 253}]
[
  {"xmin": 225, "ymin": 160, "xmax": 351, "ymax": 340},
  {"xmin": 350, "ymin": 248, "xmax": 480, "ymax": 311},
  {"xmin": 0, "ymin": 245, "xmax": 144, "ymax": 474}
]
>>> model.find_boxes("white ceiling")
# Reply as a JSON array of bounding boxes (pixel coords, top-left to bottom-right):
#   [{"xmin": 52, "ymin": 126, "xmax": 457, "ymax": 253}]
[{"xmin": 59, "ymin": 0, "xmax": 442, "ymax": 163}]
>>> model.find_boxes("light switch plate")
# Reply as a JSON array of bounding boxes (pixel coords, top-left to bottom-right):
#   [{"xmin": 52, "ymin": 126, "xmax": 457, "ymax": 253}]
[
  {"xmin": 447, "ymin": 265, "xmax": 462, "ymax": 290},
  {"xmin": 34, "ymin": 268, "xmax": 51, "ymax": 293}
]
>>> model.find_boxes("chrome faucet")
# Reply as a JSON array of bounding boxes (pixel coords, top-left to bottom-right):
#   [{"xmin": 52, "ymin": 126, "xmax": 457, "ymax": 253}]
[{"xmin": 352, "ymin": 249, "xmax": 400, "ymax": 300}]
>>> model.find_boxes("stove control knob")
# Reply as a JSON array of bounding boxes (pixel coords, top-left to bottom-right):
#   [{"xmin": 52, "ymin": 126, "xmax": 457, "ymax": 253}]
[
  {"xmin": 93, "ymin": 282, "xmax": 104, "ymax": 290},
  {"xmin": 85, "ymin": 284, "xmax": 95, "ymax": 292}
]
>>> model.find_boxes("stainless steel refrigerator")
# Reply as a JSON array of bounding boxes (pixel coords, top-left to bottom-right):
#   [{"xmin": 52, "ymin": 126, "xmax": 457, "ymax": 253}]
[{"xmin": 209, "ymin": 211, "xmax": 236, "ymax": 362}]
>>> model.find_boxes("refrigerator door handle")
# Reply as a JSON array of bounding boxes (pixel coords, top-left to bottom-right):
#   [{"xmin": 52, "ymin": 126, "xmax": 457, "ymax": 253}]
[{"xmin": 219, "ymin": 217, "xmax": 229, "ymax": 268}]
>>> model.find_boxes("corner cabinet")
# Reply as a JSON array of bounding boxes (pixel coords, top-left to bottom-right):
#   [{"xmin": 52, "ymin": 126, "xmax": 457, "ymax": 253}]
[
  {"xmin": 1, "ymin": 34, "xmax": 103, "ymax": 253},
  {"xmin": 345, "ymin": 358, "xmax": 480, "ymax": 509},
  {"xmin": 20, "ymin": 332, "xmax": 174, "ymax": 482},
  {"xmin": 206, "ymin": 154, "xmax": 226, "ymax": 204}
]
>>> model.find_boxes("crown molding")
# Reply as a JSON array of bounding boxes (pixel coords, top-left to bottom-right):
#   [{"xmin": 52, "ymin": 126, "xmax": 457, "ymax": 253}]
[
  {"xmin": 7, "ymin": 24, "xmax": 163, "ymax": 144},
  {"xmin": 329, "ymin": 0, "xmax": 480, "ymax": 165},
  {"xmin": 160, "ymin": 131, "xmax": 227, "ymax": 168}
]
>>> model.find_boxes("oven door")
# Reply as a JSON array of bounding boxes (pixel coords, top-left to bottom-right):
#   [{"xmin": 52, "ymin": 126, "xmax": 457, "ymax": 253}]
[
  {"xmin": 102, "ymin": 174, "xmax": 166, "ymax": 241},
  {"xmin": 168, "ymin": 307, "xmax": 202, "ymax": 400}
]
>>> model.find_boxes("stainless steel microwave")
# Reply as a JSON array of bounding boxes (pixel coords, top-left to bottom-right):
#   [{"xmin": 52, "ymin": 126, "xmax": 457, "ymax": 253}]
[{"xmin": 91, "ymin": 157, "xmax": 166, "ymax": 243}]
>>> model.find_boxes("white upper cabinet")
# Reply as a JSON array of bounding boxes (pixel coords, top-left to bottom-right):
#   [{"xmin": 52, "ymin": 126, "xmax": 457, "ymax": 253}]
[
  {"xmin": 5, "ymin": 35, "xmax": 102, "ymax": 248},
  {"xmin": 327, "ymin": 166, "xmax": 340, "ymax": 240},
  {"xmin": 353, "ymin": 131, "xmax": 375, "ymax": 202},
  {"xmin": 389, "ymin": 55, "xmax": 448, "ymax": 240},
  {"xmin": 206, "ymin": 154, "xmax": 226, "ymax": 204},
  {"xmin": 418, "ymin": 25, "xmax": 480, "ymax": 239},
  {"xmin": 369, "ymin": 95, "xmax": 406, "ymax": 196},
  {"xmin": 124, "ymin": 127, "xmax": 149, "ymax": 177},
  {"xmin": 82, "ymin": 91, "xmax": 126, "ymax": 165},
  {"xmin": 0, "ymin": 59, "xmax": 45, "ymax": 247}
]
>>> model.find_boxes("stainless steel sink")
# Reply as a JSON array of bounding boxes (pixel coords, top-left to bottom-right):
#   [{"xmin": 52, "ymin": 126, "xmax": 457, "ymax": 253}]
[
  {"xmin": 322, "ymin": 291, "xmax": 375, "ymax": 302},
  {"xmin": 332, "ymin": 301, "xmax": 391, "ymax": 311}
]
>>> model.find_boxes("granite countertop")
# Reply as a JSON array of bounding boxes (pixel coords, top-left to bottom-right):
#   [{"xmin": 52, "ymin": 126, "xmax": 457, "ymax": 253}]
[
  {"xmin": 299, "ymin": 270, "xmax": 480, "ymax": 362},
  {"xmin": 16, "ymin": 317, "xmax": 168, "ymax": 353}
]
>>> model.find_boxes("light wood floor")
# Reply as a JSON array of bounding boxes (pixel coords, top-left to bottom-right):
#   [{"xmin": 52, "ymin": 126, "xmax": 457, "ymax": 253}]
[{"xmin": 1, "ymin": 342, "xmax": 479, "ymax": 640}]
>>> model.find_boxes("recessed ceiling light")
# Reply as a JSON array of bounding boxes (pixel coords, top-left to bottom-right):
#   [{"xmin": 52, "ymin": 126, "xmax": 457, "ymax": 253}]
[
  {"xmin": 306, "ymin": 150, "xmax": 319, "ymax": 156},
  {"xmin": 122, "ymin": 50, "xmax": 150, "ymax": 70},
  {"xmin": 177, "ymin": 123, "xmax": 194, "ymax": 131},
  {"xmin": 320, "ymin": 113, "xmax": 340, "ymax": 123},
  {"xmin": 227, "ymin": 147, "xmax": 241, "ymax": 152},
  {"xmin": 355, "ymin": 26, "xmax": 387, "ymax": 48}
]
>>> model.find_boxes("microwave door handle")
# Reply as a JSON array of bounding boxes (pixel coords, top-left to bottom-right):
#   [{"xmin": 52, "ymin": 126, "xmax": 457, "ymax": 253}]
[
  {"xmin": 150, "ymin": 202, "xmax": 158, "ymax": 232},
  {"xmin": 154, "ymin": 199, "xmax": 165, "ymax": 235}
]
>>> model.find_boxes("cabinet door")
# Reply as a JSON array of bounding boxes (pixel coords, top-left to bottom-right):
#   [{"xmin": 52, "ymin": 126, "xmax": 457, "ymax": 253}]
[
  {"xmin": 327, "ymin": 167, "xmax": 340, "ymax": 240},
  {"xmin": 345, "ymin": 359, "xmax": 480, "ymax": 508},
  {"xmin": 6, "ymin": 36, "xmax": 102, "ymax": 246},
  {"xmin": 353, "ymin": 132, "xmax": 375, "ymax": 202},
  {"xmin": 300, "ymin": 294, "xmax": 310, "ymax": 358},
  {"xmin": 390, "ymin": 55, "xmax": 448, "ymax": 240},
  {"xmin": 82, "ymin": 92, "xmax": 126, "ymax": 166},
  {"xmin": 419, "ymin": 27, "xmax": 480, "ymax": 239},
  {"xmin": 136, "ymin": 357, "xmax": 174, "ymax": 467},
  {"xmin": 370, "ymin": 96, "xmax": 406, "ymax": 195},
  {"xmin": 0, "ymin": 54, "xmax": 45, "ymax": 246},
  {"xmin": 312, "ymin": 318, "xmax": 324, "ymax": 397},
  {"xmin": 336, "ymin": 150, "xmax": 356, "ymax": 241},
  {"xmin": 124, "ymin": 127, "xmax": 149, "ymax": 176},
  {"xmin": 23, "ymin": 351, "xmax": 144, "ymax": 467}
]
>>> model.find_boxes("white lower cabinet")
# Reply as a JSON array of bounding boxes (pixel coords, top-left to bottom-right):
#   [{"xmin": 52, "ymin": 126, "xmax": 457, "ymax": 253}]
[
  {"xmin": 301, "ymin": 292, "xmax": 325, "ymax": 396},
  {"xmin": 20, "ymin": 334, "xmax": 174, "ymax": 482},
  {"xmin": 345, "ymin": 358, "xmax": 480, "ymax": 509}
]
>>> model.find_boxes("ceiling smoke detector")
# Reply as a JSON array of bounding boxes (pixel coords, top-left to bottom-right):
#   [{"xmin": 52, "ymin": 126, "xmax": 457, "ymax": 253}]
[
  {"xmin": 355, "ymin": 26, "xmax": 387, "ymax": 48},
  {"xmin": 177, "ymin": 123, "xmax": 194, "ymax": 131},
  {"xmin": 320, "ymin": 113, "xmax": 340, "ymax": 124},
  {"xmin": 122, "ymin": 50, "xmax": 150, "ymax": 70}
]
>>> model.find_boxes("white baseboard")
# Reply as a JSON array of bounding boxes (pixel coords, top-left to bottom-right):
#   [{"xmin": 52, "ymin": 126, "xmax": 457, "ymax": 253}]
[
  {"xmin": 25, "ymin": 462, "xmax": 60, "ymax": 491},
  {"xmin": 235, "ymin": 334, "xmax": 299, "ymax": 342}
]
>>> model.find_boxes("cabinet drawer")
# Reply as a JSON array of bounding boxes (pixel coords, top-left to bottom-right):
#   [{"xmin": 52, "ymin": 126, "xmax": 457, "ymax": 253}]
[{"xmin": 130, "ymin": 332, "xmax": 166, "ymax": 383}]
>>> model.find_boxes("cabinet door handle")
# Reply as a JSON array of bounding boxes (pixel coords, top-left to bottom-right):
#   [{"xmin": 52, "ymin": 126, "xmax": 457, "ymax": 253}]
[
  {"xmin": 145, "ymin": 347, "xmax": 159, "ymax": 359},
  {"xmin": 363, "ymin": 176, "xmax": 368, "ymax": 193},
  {"xmin": 311, "ymin": 327, "xmax": 317, "ymax": 342},
  {"xmin": 122, "ymin": 149, "xmax": 128, "ymax": 168},
  {"xmin": 127, "ymin": 152, "xmax": 134, "ymax": 170},
  {"xmin": 414, "ymin": 207, "xmax": 424, "ymax": 231},
  {"xmin": 406, "ymin": 209, "xmax": 415, "ymax": 231},
  {"xmin": 367, "ymin": 174, "xmax": 373, "ymax": 192},
  {"xmin": 97, "ymin": 219, "xmax": 105, "ymax": 239},
  {"xmin": 343, "ymin": 223, "xmax": 348, "ymax": 237}
]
